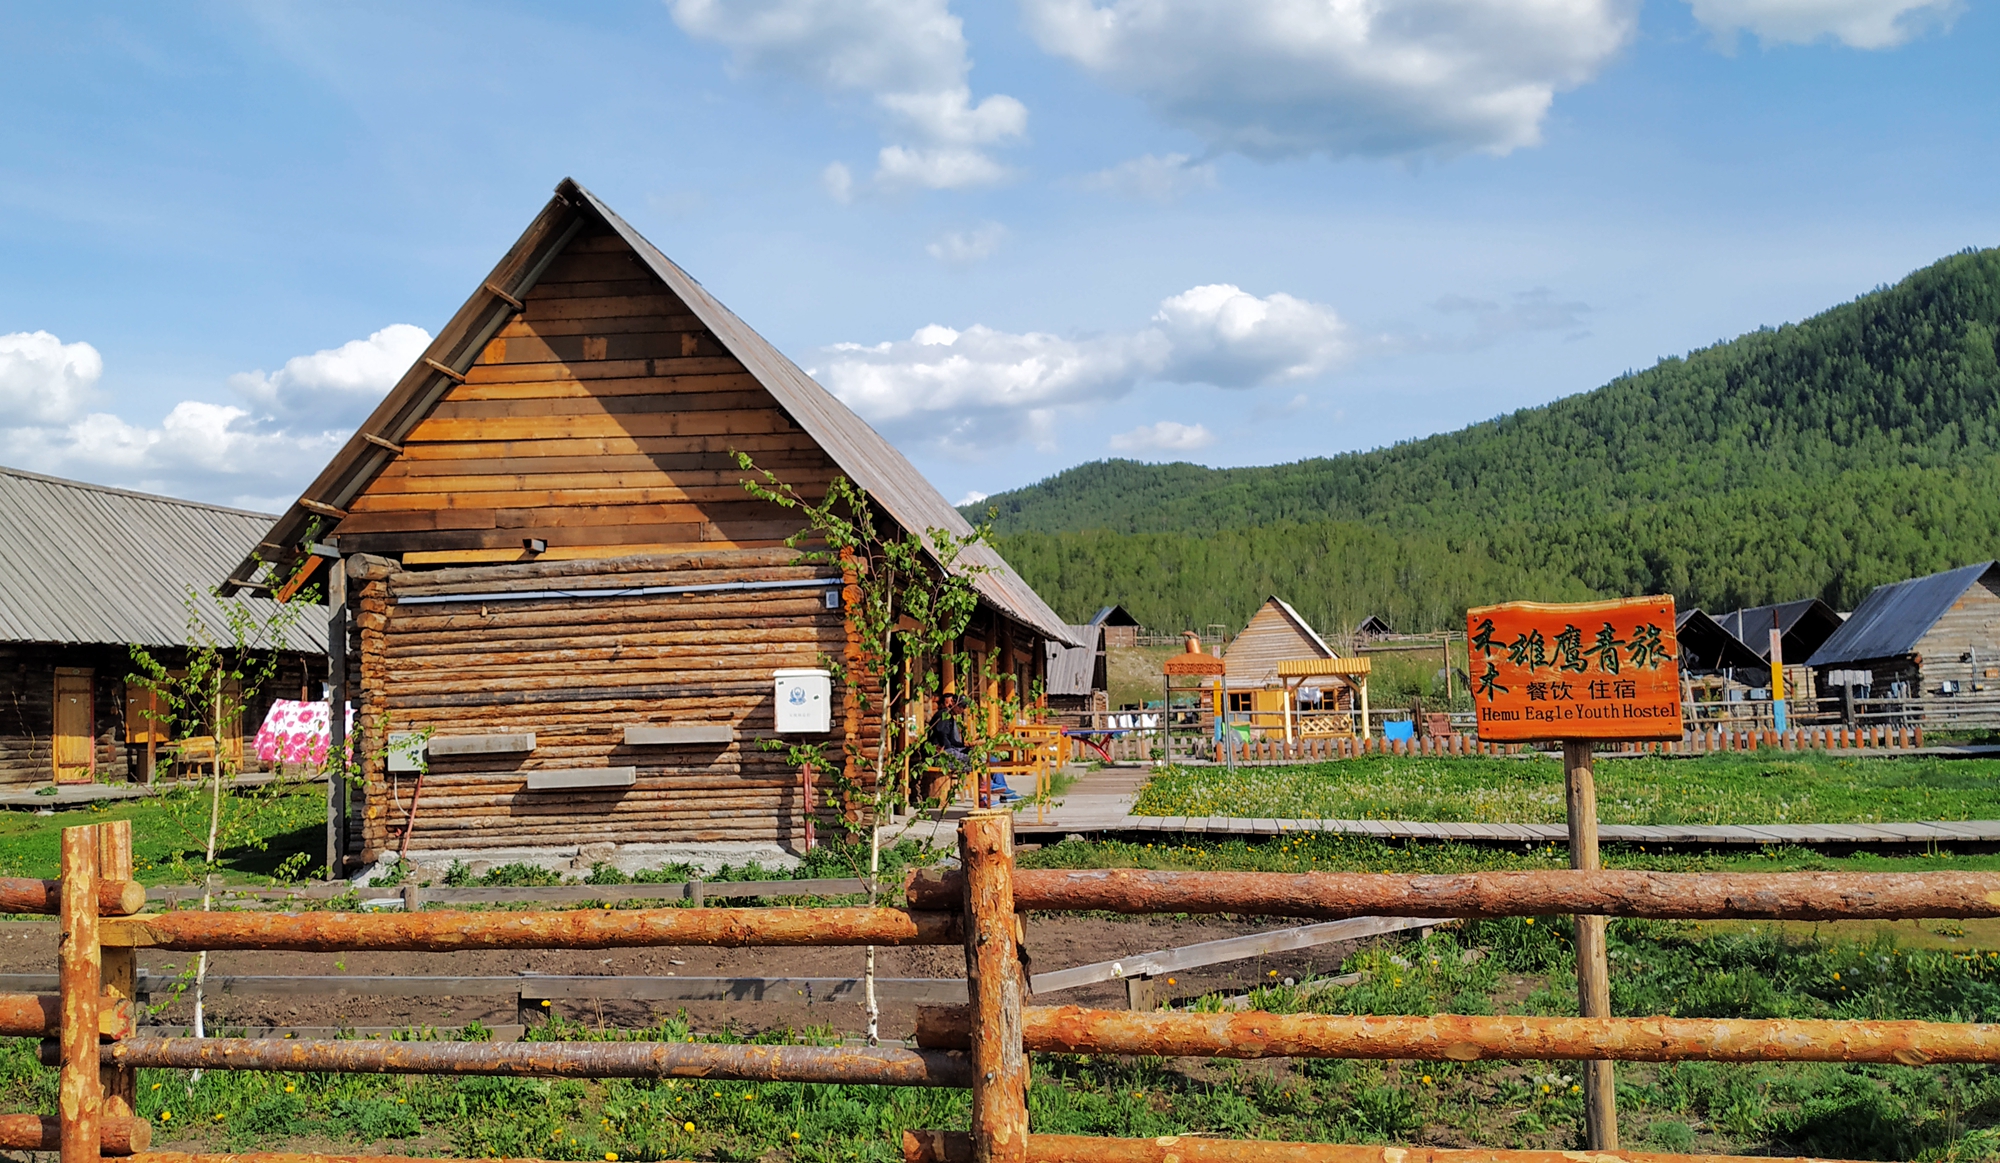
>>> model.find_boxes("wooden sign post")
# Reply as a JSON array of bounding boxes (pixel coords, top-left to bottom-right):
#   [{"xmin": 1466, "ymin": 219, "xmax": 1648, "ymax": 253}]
[{"xmin": 1465, "ymin": 595, "xmax": 1682, "ymax": 1151}]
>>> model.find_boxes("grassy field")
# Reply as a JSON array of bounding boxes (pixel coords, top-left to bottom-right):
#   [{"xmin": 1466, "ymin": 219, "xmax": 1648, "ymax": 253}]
[
  {"xmin": 0, "ymin": 779, "xmax": 326, "ymax": 883},
  {"xmin": 3, "ymin": 916, "xmax": 1995, "ymax": 1161},
  {"xmin": 1133, "ymin": 752, "xmax": 2000, "ymax": 825}
]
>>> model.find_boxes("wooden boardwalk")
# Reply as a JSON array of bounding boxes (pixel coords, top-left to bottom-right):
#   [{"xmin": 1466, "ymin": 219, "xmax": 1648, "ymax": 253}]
[
  {"xmin": 1012, "ymin": 814, "xmax": 2000, "ymax": 846},
  {"xmin": 979, "ymin": 765, "xmax": 2000, "ymax": 848}
]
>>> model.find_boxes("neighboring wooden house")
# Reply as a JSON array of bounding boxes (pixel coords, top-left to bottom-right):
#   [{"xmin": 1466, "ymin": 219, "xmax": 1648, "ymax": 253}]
[
  {"xmin": 1675, "ymin": 609, "xmax": 1767, "ymax": 678},
  {"xmin": 221, "ymin": 179, "xmax": 1075, "ymax": 870},
  {"xmin": 1807, "ymin": 562, "xmax": 2000, "ymax": 697},
  {"xmin": 1222, "ymin": 597, "xmax": 1365, "ymax": 733},
  {"xmin": 0, "ymin": 466, "xmax": 323, "ymax": 786},
  {"xmin": 1043, "ymin": 605, "xmax": 1134, "ymax": 719},
  {"xmin": 1095, "ymin": 605, "xmax": 1141, "ymax": 649}
]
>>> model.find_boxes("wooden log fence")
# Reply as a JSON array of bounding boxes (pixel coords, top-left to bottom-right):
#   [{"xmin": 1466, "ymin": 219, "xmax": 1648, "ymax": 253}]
[
  {"xmin": 29, "ymin": 815, "xmax": 2000, "ymax": 1163},
  {"xmin": 1076, "ymin": 724, "xmax": 1938, "ymax": 765}
]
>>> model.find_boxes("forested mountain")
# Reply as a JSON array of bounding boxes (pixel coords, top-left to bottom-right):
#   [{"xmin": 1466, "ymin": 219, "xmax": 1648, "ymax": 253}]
[{"xmin": 969, "ymin": 247, "xmax": 2000, "ymax": 635}]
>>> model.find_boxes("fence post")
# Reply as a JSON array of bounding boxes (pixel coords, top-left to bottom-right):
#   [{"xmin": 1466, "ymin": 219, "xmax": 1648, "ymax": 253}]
[
  {"xmin": 961, "ymin": 808, "xmax": 1027, "ymax": 1163},
  {"xmin": 94, "ymin": 821, "xmax": 135, "ymax": 1128},
  {"xmin": 59, "ymin": 825, "xmax": 101, "ymax": 1163},
  {"xmin": 1562, "ymin": 743, "xmax": 1617, "ymax": 1150}
]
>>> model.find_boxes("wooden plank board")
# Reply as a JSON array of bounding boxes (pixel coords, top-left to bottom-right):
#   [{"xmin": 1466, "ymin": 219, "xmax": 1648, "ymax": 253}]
[
  {"xmin": 462, "ymin": 355, "xmax": 743, "ymax": 383},
  {"xmin": 404, "ymin": 411, "xmax": 797, "ymax": 443},
  {"xmin": 394, "ymin": 434, "xmax": 828, "ymax": 462},
  {"xmin": 1029, "ymin": 916, "xmax": 1434, "ymax": 993},
  {"xmin": 428, "ymin": 390, "xmax": 782, "ymax": 421},
  {"xmin": 524, "ymin": 766, "xmax": 636, "ymax": 790},
  {"xmin": 500, "ymin": 310, "xmax": 703, "ymax": 336},
  {"xmin": 446, "ymin": 372, "xmax": 766, "ymax": 401},
  {"xmin": 625, "ymin": 724, "xmax": 736, "ymax": 745},
  {"xmin": 480, "ymin": 332, "xmax": 719, "ymax": 366}
]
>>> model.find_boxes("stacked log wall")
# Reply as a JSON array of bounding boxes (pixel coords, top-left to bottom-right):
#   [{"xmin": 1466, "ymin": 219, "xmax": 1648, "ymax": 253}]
[{"xmin": 357, "ymin": 551, "xmax": 872, "ymax": 858}]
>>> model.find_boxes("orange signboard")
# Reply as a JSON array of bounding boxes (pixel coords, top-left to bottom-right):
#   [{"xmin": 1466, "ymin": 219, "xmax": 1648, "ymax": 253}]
[{"xmin": 1465, "ymin": 595, "xmax": 1681, "ymax": 742}]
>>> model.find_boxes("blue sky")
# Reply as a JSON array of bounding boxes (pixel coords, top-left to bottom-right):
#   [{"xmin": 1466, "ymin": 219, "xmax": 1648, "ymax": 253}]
[{"xmin": 0, "ymin": 0, "xmax": 1992, "ymax": 513}]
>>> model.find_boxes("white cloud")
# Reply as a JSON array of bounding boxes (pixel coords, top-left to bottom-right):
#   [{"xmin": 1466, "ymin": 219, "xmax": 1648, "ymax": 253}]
[
  {"xmin": 230, "ymin": 324, "xmax": 432, "ymax": 429},
  {"xmin": 1021, "ymin": 0, "xmax": 1637, "ymax": 160},
  {"xmin": 1109, "ymin": 420, "xmax": 1216, "ymax": 454},
  {"xmin": 1079, "ymin": 152, "xmax": 1218, "ymax": 201},
  {"xmin": 0, "ymin": 331, "xmax": 103, "ymax": 424},
  {"xmin": 1153, "ymin": 284, "xmax": 1347, "ymax": 386},
  {"xmin": 927, "ymin": 221, "xmax": 1007, "ymax": 266},
  {"xmin": 814, "ymin": 283, "xmax": 1346, "ymax": 450},
  {"xmin": 955, "ymin": 489, "xmax": 989, "ymax": 507},
  {"xmin": 0, "ymin": 326, "xmax": 425, "ymax": 511},
  {"xmin": 822, "ymin": 162, "xmax": 856, "ymax": 204},
  {"xmin": 668, "ymin": 0, "xmax": 1025, "ymax": 191},
  {"xmin": 1685, "ymin": 0, "xmax": 1957, "ymax": 47}
]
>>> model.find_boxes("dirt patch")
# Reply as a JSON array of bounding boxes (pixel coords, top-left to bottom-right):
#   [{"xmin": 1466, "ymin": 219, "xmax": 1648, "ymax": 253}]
[{"xmin": 0, "ymin": 913, "xmax": 1409, "ymax": 1038}]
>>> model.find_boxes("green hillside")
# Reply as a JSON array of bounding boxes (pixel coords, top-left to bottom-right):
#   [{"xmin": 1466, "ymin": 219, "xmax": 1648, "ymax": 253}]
[{"xmin": 971, "ymin": 247, "xmax": 2000, "ymax": 635}]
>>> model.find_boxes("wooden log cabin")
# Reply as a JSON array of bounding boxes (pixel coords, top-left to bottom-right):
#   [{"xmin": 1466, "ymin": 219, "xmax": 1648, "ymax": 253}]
[
  {"xmin": 0, "ymin": 465, "xmax": 324, "ymax": 787},
  {"xmin": 221, "ymin": 179, "xmax": 1077, "ymax": 873}
]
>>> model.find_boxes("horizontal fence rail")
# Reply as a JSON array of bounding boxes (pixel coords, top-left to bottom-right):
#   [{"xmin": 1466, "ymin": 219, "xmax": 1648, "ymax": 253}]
[
  {"xmin": 101, "ymin": 906, "xmax": 959, "ymax": 951},
  {"xmin": 0, "ymin": 876, "xmax": 147, "ymax": 916},
  {"xmin": 105, "ymin": 1037, "xmax": 972, "ymax": 1087},
  {"xmin": 914, "ymin": 1005, "xmax": 2000, "ymax": 1065},
  {"xmin": 39, "ymin": 808, "xmax": 1998, "ymax": 1163},
  {"xmin": 900, "ymin": 1132, "xmax": 1868, "ymax": 1163},
  {"xmin": 143, "ymin": 877, "xmax": 873, "ymax": 911},
  {"xmin": 911, "ymin": 867, "xmax": 2000, "ymax": 921}
]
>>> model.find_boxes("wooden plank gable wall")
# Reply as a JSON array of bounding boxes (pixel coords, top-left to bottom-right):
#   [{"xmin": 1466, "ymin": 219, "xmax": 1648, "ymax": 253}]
[
  {"xmin": 339, "ymin": 226, "xmax": 836, "ymax": 563},
  {"xmin": 342, "ymin": 223, "xmax": 882, "ymax": 858}
]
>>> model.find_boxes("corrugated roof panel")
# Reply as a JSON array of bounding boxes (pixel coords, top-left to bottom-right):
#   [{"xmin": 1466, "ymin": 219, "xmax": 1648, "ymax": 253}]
[
  {"xmin": 1806, "ymin": 562, "xmax": 1997, "ymax": 667},
  {"xmin": 0, "ymin": 466, "xmax": 323, "ymax": 652},
  {"xmin": 1043, "ymin": 623, "xmax": 1101, "ymax": 696}
]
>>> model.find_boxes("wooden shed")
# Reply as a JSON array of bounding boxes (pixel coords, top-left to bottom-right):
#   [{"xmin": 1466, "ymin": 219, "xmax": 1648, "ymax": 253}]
[
  {"xmin": 1806, "ymin": 562, "xmax": 2000, "ymax": 698},
  {"xmin": 1220, "ymin": 597, "xmax": 1364, "ymax": 734},
  {"xmin": 221, "ymin": 179, "xmax": 1075, "ymax": 871},
  {"xmin": 0, "ymin": 466, "xmax": 323, "ymax": 786}
]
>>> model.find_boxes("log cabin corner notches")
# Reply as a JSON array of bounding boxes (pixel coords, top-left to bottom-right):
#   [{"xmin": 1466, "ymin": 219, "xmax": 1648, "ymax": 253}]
[{"xmin": 222, "ymin": 179, "xmax": 1078, "ymax": 862}]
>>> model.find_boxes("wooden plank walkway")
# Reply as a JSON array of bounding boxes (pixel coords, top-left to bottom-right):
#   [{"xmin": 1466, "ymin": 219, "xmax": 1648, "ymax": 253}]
[
  {"xmin": 1011, "ymin": 812, "xmax": 2000, "ymax": 846},
  {"xmin": 984, "ymin": 764, "xmax": 2000, "ymax": 847}
]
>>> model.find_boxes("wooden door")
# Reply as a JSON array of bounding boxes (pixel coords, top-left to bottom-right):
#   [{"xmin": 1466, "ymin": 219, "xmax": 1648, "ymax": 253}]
[{"xmin": 53, "ymin": 668, "xmax": 95, "ymax": 783}]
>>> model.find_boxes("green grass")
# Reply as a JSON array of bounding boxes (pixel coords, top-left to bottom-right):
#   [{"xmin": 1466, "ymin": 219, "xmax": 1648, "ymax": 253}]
[
  {"xmin": 6, "ymin": 922, "xmax": 2000, "ymax": 1160},
  {"xmin": 1134, "ymin": 752, "xmax": 2000, "ymax": 825},
  {"xmin": 0, "ymin": 780, "xmax": 326, "ymax": 884}
]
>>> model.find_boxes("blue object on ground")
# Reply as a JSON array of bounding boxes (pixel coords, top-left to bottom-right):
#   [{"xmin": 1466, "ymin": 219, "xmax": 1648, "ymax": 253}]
[{"xmin": 1382, "ymin": 719, "xmax": 1416, "ymax": 741}]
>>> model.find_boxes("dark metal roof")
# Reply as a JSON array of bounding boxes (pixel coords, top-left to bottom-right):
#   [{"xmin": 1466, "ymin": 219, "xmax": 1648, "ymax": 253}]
[
  {"xmin": 0, "ymin": 465, "xmax": 322, "ymax": 652},
  {"xmin": 1044, "ymin": 623, "xmax": 1102, "ymax": 696},
  {"xmin": 1716, "ymin": 598, "xmax": 1844, "ymax": 663},
  {"xmin": 221, "ymin": 178, "xmax": 1077, "ymax": 648},
  {"xmin": 1091, "ymin": 605, "xmax": 1140, "ymax": 628},
  {"xmin": 1674, "ymin": 609, "xmax": 1766, "ymax": 672},
  {"xmin": 1807, "ymin": 562, "xmax": 1999, "ymax": 668}
]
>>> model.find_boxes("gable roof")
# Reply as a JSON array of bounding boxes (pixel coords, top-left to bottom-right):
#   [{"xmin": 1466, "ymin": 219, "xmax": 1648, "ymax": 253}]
[
  {"xmin": 1715, "ymin": 598, "xmax": 1844, "ymax": 662},
  {"xmin": 1267, "ymin": 597, "xmax": 1338, "ymax": 659},
  {"xmin": 0, "ymin": 465, "xmax": 322, "ymax": 652},
  {"xmin": 1807, "ymin": 562, "xmax": 2000, "ymax": 668},
  {"xmin": 1674, "ymin": 608, "xmax": 1766, "ymax": 672},
  {"xmin": 1091, "ymin": 604, "xmax": 1140, "ymax": 628},
  {"xmin": 221, "ymin": 178, "xmax": 1076, "ymax": 647}
]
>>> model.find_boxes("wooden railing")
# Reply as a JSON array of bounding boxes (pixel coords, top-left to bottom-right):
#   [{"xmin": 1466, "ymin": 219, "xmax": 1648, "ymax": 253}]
[{"xmin": 25, "ymin": 816, "xmax": 2000, "ymax": 1163}]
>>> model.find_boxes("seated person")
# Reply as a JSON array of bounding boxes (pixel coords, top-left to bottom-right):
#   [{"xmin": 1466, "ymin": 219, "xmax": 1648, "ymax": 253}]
[{"xmin": 927, "ymin": 695, "xmax": 1018, "ymax": 803}]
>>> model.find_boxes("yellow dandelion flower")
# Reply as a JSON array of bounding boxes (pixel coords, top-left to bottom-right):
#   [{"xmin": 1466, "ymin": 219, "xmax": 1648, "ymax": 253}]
[
  {"xmin": 791, "ymin": 1132, "xmax": 802, "ymax": 1140},
  {"xmin": 160, "ymin": 1112, "xmax": 172, "ymax": 1122},
  {"xmin": 1422, "ymin": 1076, "xmax": 1433, "ymax": 1085},
  {"xmin": 1524, "ymin": 918, "xmax": 1534, "ymax": 926},
  {"xmin": 1570, "ymin": 1084, "xmax": 1581, "ymax": 1093},
  {"xmin": 214, "ymin": 1113, "xmax": 225, "ymax": 1121},
  {"xmin": 541, "ymin": 999, "xmax": 551, "ymax": 1007},
  {"xmin": 684, "ymin": 1122, "xmax": 696, "ymax": 1133},
  {"xmin": 606, "ymin": 1154, "xmax": 619, "ymax": 1161},
  {"xmin": 284, "ymin": 1084, "xmax": 295, "ymax": 1092}
]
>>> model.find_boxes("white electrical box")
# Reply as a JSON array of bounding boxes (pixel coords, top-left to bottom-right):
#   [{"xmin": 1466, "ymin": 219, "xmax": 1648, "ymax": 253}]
[{"xmin": 774, "ymin": 668, "xmax": 833, "ymax": 733}]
